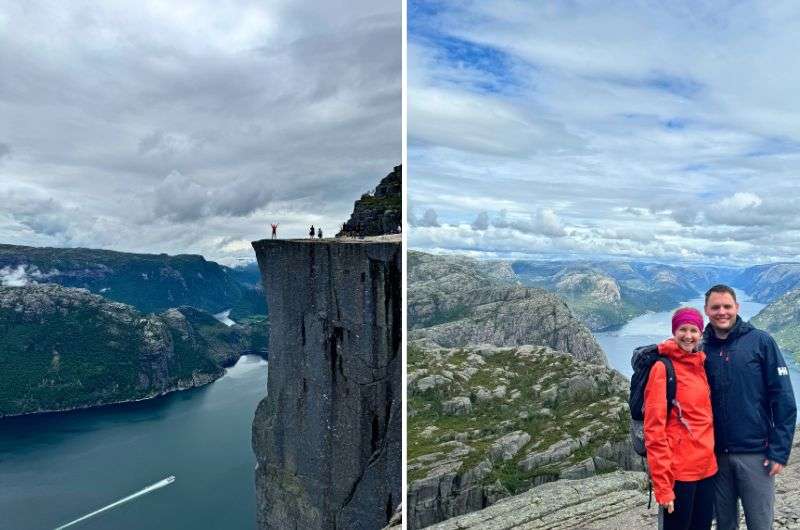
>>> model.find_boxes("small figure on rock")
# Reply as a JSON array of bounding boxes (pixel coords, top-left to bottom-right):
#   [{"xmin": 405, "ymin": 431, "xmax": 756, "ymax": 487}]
[
  {"xmin": 309, "ymin": 225, "xmax": 315, "ymax": 239},
  {"xmin": 270, "ymin": 223, "xmax": 279, "ymax": 239},
  {"xmin": 317, "ymin": 228, "xmax": 322, "ymax": 239}
]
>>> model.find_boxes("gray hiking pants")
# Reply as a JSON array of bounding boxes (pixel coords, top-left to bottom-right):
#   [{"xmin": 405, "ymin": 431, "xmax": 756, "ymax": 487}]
[{"xmin": 714, "ymin": 453, "xmax": 775, "ymax": 530}]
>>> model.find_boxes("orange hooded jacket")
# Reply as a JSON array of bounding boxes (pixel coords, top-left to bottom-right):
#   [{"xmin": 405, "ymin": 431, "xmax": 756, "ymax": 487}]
[{"xmin": 644, "ymin": 338, "xmax": 718, "ymax": 504}]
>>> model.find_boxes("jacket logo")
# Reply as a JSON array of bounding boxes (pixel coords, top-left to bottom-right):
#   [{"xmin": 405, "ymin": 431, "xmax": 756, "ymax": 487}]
[{"xmin": 778, "ymin": 367, "xmax": 789, "ymax": 376}]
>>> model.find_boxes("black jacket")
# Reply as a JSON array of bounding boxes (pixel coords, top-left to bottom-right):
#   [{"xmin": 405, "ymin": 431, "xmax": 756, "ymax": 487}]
[{"xmin": 703, "ymin": 317, "xmax": 797, "ymax": 464}]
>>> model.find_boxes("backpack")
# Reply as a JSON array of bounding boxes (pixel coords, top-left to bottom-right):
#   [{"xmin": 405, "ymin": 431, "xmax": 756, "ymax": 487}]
[{"xmin": 629, "ymin": 344, "xmax": 677, "ymax": 457}]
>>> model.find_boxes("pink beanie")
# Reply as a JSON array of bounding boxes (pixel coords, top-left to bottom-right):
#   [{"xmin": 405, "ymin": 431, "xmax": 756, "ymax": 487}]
[{"xmin": 672, "ymin": 307, "xmax": 704, "ymax": 334}]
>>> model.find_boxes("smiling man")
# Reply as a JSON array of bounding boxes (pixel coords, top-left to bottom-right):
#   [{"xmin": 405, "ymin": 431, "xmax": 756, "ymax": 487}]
[{"xmin": 702, "ymin": 284, "xmax": 796, "ymax": 530}]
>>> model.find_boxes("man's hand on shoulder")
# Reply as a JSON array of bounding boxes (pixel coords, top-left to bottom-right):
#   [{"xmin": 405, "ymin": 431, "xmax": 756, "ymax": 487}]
[{"xmin": 764, "ymin": 459, "xmax": 784, "ymax": 476}]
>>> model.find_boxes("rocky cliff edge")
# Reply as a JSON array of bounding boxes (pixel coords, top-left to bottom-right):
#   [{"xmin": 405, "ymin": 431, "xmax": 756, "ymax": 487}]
[{"xmin": 251, "ymin": 238, "xmax": 401, "ymax": 530}]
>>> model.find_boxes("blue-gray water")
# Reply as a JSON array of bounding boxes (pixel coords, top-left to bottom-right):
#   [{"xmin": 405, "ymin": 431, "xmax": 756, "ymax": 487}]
[
  {"xmin": 595, "ymin": 292, "xmax": 800, "ymax": 412},
  {"xmin": 0, "ymin": 355, "xmax": 267, "ymax": 530}
]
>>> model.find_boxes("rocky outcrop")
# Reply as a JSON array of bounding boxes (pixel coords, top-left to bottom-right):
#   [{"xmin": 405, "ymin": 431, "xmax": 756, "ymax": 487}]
[
  {"xmin": 408, "ymin": 252, "xmax": 606, "ymax": 366},
  {"xmin": 251, "ymin": 238, "xmax": 401, "ymax": 530},
  {"xmin": 421, "ymin": 471, "xmax": 649, "ymax": 529},
  {"xmin": 407, "ymin": 342, "xmax": 635, "ymax": 529},
  {"xmin": 0, "ymin": 284, "xmax": 242, "ymax": 417},
  {"xmin": 752, "ymin": 287, "xmax": 800, "ymax": 359},
  {"xmin": 338, "ymin": 166, "xmax": 402, "ymax": 237}
]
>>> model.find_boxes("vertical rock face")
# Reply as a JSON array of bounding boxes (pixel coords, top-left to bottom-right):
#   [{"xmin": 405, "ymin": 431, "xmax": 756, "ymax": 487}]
[{"xmin": 252, "ymin": 238, "xmax": 401, "ymax": 530}]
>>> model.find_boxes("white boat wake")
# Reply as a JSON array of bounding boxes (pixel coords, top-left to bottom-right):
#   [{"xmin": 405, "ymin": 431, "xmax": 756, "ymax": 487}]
[{"xmin": 54, "ymin": 476, "xmax": 175, "ymax": 529}]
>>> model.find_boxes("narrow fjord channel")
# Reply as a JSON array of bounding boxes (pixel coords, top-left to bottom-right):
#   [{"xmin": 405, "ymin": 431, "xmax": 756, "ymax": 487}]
[{"xmin": 0, "ymin": 355, "xmax": 267, "ymax": 530}]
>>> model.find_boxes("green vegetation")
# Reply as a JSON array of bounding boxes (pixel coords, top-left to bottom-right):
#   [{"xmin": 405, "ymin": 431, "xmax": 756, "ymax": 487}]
[
  {"xmin": 0, "ymin": 286, "xmax": 246, "ymax": 417},
  {"xmin": 407, "ymin": 342, "xmax": 629, "ymax": 490}
]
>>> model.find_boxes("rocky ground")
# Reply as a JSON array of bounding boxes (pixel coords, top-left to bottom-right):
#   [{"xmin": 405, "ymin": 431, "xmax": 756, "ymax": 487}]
[
  {"xmin": 407, "ymin": 341, "xmax": 637, "ymax": 529},
  {"xmin": 427, "ymin": 434, "xmax": 800, "ymax": 529}
]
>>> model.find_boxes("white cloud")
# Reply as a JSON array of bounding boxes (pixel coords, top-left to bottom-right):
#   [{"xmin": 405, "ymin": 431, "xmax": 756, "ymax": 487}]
[
  {"xmin": 408, "ymin": 1, "xmax": 800, "ymax": 265},
  {"xmin": 0, "ymin": 0, "xmax": 400, "ymax": 261},
  {"xmin": 0, "ymin": 265, "xmax": 29, "ymax": 286}
]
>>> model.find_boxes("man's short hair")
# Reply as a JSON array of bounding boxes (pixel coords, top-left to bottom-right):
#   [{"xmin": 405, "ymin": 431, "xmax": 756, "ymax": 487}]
[{"xmin": 705, "ymin": 284, "xmax": 737, "ymax": 305}]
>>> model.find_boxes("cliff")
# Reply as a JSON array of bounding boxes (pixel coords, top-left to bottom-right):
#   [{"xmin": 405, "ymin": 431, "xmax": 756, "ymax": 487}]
[
  {"xmin": 338, "ymin": 166, "xmax": 402, "ymax": 237},
  {"xmin": 408, "ymin": 251, "xmax": 606, "ymax": 366},
  {"xmin": 0, "ymin": 284, "xmax": 247, "ymax": 417},
  {"xmin": 251, "ymin": 237, "xmax": 401, "ymax": 530}
]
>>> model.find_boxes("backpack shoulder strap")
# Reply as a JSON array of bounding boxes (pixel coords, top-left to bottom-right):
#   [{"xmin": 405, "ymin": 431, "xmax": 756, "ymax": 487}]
[{"xmin": 659, "ymin": 356, "xmax": 677, "ymax": 416}]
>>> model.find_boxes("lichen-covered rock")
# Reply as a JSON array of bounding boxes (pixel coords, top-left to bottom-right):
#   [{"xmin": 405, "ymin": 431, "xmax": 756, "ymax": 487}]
[
  {"xmin": 442, "ymin": 396, "xmax": 472, "ymax": 416},
  {"xmin": 489, "ymin": 431, "xmax": 531, "ymax": 463},
  {"xmin": 251, "ymin": 238, "xmax": 401, "ymax": 530}
]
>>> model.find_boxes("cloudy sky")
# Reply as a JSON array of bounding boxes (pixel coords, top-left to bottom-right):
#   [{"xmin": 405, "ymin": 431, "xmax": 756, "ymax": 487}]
[
  {"xmin": 408, "ymin": 1, "xmax": 800, "ymax": 266},
  {"xmin": 0, "ymin": 0, "xmax": 400, "ymax": 265}
]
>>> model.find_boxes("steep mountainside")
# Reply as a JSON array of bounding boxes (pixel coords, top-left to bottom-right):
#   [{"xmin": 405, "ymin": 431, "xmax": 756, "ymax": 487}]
[
  {"xmin": 408, "ymin": 252, "xmax": 605, "ymax": 365},
  {"xmin": 338, "ymin": 165, "xmax": 402, "ymax": 237},
  {"xmin": 751, "ymin": 287, "xmax": 800, "ymax": 359},
  {"xmin": 736, "ymin": 263, "xmax": 800, "ymax": 303},
  {"xmin": 512, "ymin": 260, "xmax": 737, "ymax": 330},
  {"xmin": 0, "ymin": 244, "xmax": 266, "ymax": 319},
  {"xmin": 407, "ymin": 342, "xmax": 634, "ymax": 529},
  {"xmin": 0, "ymin": 284, "xmax": 259, "ymax": 417}
]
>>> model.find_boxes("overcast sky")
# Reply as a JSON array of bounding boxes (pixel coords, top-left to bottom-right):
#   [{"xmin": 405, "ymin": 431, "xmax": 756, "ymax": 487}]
[
  {"xmin": 408, "ymin": 1, "xmax": 800, "ymax": 266},
  {"xmin": 0, "ymin": 0, "xmax": 400, "ymax": 265}
]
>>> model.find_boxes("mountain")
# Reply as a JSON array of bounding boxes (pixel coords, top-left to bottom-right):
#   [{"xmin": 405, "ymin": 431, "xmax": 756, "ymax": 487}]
[
  {"xmin": 0, "ymin": 284, "xmax": 262, "ymax": 417},
  {"xmin": 407, "ymin": 341, "xmax": 634, "ymax": 529},
  {"xmin": 736, "ymin": 263, "xmax": 800, "ymax": 303},
  {"xmin": 409, "ymin": 252, "xmax": 606, "ymax": 365},
  {"xmin": 338, "ymin": 165, "xmax": 402, "ymax": 237},
  {"xmin": 512, "ymin": 260, "xmax": 737, "ymax": 331},
  {"xmin": 751, "ymin": 287, "xmax": 800, "ymax": 359},
  {"xmin": 0, "ymin": 244, "xmax": 267, "ymax": 319}
]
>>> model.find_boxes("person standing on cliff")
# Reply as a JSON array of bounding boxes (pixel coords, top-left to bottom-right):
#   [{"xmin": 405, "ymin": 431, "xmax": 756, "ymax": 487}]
[
  {"xmin": 703, "ymin": 284, "xmax": 796, "ymax": 530},
  {"xmin": 271, "ymin": 223, "xmax": 278, "ymax": 239},
  {"xmin": 317, "ymin": 227, "xmax": 322, "ymax": 239},
  {"xmin": 644, "ymin": 307, "xmax": 717, "ymax": 530},
  {"xmin": 309, "ymin": 225, "xmax": 315, "ymax": 239}
]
